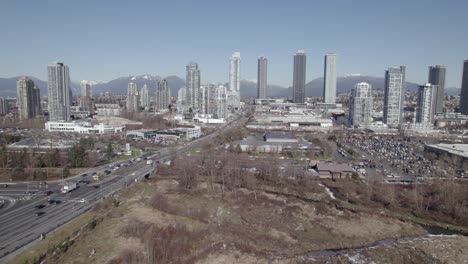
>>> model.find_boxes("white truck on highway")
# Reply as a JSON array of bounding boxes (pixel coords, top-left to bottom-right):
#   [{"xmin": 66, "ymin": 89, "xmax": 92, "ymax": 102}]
[
  {"xmin": 146, "ymin": 160, "xmax": 153, "ymax": 165},
  {"xmin": 61, "ymin": 183, "xmax": 77, "ymax": 193}
]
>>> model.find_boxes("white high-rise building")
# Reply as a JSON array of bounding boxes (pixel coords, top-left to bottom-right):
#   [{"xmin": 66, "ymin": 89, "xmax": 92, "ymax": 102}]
[
  {"xmin": 323, "ymin": 53, "xmax": 337, "ymax": 103},
  {"xmin": 177, "ymin": 87, "xmax": 187, "ymax": 106},
  {"xmin": 349, "ymin": 82, "xmax": 373, "ymax": 127},
  {"xmin": 229, "ymin": 52, "xmax": 241, "ymax": 92},
  {"xmin": 383, "ymin": 66, "xmax": 405, "ymax": 127},
  {"xmin": 126, "ymin": 82, "xmax": 139, "ymax": 112},
  {"xmin": 176, "ymin": 87, "xmax": 188, "ymax": 114},
  {"xmin": 227, "ymin": 52, "xmax": 241, "ymax": 110},
  {"xmin": 200, "ymin": 84, "xmax": 213, "ymax": 115},
  {"xmin": 216, "ymin": 84, "xmax": 227, "ymax": 119},
  {"xmin": 80, "ymin": 81, "xmax": 92, "ymax": 98},
  {"xmin": 48, "ymin": 62, "xmax": 71, "ymax": 121},
  {"xmin": 416, "ymin": 83, "xmax": 437, "ymax": 124},
  {"xmin": 140, "ymin": 84, "xmax": 150, "ymax": 110},
  {"xmin": 156, "ymin": 79, "xmax": 171, "ymax": 111},
  {"xmin": 186, "ymin": 63, "xmax": 201, "ymax": 111}
]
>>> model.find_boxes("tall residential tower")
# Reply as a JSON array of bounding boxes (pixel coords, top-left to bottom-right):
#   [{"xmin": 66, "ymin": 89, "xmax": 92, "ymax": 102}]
[
  {"xmin": 48, "ymin": 62, "xmax": 71, "ymax": 121},
  {"xmin": 428, "ymin": 65, "xmax": 446, "ymax": 114},
  {"xmin": 257, "ymin": 56, "xmax": 268, "ymax": 99},
  {"xmin": 140, "ymin": 84, "xmax": 150, "ymax": 110},
  {"xmin": 80, "ymin": 81, "xmax": 92, "ymax": 98},
  {"xmin": 126, "ymin": 82, "xmax": 139, "ymax": 112},
  {"xmin": 156, "ymin": 79, "xmax": 171, "ymax": 111},
  {"xmin": 416, "ymin": 83, "xmax": 437, "ymax": 124},
  {"xmin": 293, "ymin": 50, "xmax": 306, "ymax": 103},
  {"xmin": 323, "ymin": 53, "xmax": 337, "ymax": 103},
  {"xmin": 229, "ymin": 52, "xmax": 241, "ymax": 92},
  {"xmin": 16, "ymin": 76, "xmax": 35, "ymax": 120},
  {"xmin": 186, "ymin": 63, "xmax": 201, "ymax": 110},
  {"xmin": 459, "ymin": 60, "xmax": 468, "ymax": 115},
  {"xmin": 383, "ymin": 66, "xmax": 405, "ymax": 127},
  {"xmin": 349, "ymin": 82, "xmax": 373, "ymax": 127}
]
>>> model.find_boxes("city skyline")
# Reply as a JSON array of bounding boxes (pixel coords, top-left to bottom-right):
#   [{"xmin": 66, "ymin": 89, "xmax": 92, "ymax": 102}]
[{"xmin": 1, "ymin": 1, "xmax": 468, "ymax": 88}]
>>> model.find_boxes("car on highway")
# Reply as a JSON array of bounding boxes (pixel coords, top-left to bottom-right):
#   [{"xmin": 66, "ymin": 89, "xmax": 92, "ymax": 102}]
[
  {"xmin": 81, "ymin": 173, "xmax": 88, "ymax": 177},
  {"xmin": 0, "ymin": 184, "xmax": 8, "ymax": 188},
  {"xmin": 35, "ymin": 212, "xmax": 45, "ymax": 217},
  {"xmin": 35, "ymin": 204, "xmax": 45, "ymax": 209},
  {"xmin": 104, "ymin": 170, "xmax": 111, "ymax": 175},
  {"xmin": 43, "ymin": 190, "xmax": 53, "ymax": 196}
]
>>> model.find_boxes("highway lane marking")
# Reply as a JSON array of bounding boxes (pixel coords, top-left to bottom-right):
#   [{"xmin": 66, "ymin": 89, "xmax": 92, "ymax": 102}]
[{"xmin": 0, "ymin": 136, "xmax": 223, "ymax": 259}]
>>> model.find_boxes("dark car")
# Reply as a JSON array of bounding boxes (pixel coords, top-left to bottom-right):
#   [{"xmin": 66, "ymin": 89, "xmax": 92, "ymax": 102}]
[
  {"xmin": 35, "ymin": 212, "xmax": 45, "ymax": 217},
  {"xmin": 104, "ymin": 170, "xmax": 111, "ymax": 175},
  {"xmin": 35, "ymin": 204, "xmax": 45, "ymax": 209},
  {"xmin": 44, "ymin": 190, "xmax": 53, "ymax": 196},
  {"xmin": 81, "ymin": 173, "xmax": 88, "ymax": 177}
]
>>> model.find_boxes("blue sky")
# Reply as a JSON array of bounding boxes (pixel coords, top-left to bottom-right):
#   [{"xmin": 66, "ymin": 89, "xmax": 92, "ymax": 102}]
[{"xmin": 1, "ymin": 0, "xmax": 467, "ymax": 87}]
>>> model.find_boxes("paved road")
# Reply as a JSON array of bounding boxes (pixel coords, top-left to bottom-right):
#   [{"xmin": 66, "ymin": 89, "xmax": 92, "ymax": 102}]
[
  {"xmin": 0, "ymin": 158, "xmax": 154, "ymax": 262},
  {"xmin": 0, "ymin": 112, "xmax": 245, "ymax": 263}
]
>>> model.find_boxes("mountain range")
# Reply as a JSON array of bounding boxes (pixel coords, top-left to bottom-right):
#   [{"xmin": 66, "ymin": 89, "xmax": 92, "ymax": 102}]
[{"xmin": 0, "ymin": 74, "xmax": 457, "ymax": 98}]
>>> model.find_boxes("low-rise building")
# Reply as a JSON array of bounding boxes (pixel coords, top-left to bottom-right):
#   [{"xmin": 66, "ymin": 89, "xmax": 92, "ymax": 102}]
[
  {"xmin": 45, "ymin": 121, "xmax": 124, "ymax": 134},
  {"xmin": 95, "ymin": 104, "xmax": 122, "ymax": 116},
  {"xmin": 126, "ymin": 129, "xmax": 158, "ymax": 139},
  {"xmin": 126, "ymin": 126, "xmax": 202, "ymax": 143},
  {"xmin": 238, "ymin": 132, "xmax": 317, "ymax": 154},
  {"xmin": 309, "ymin": 162, "xmax": 354, "ymax": 180}
]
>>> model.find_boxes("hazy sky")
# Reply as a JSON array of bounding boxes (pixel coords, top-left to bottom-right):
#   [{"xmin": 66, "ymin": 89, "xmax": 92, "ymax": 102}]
[{"xmin": 1, "ymin": 0, "xmax": 468, "ymax": 87}]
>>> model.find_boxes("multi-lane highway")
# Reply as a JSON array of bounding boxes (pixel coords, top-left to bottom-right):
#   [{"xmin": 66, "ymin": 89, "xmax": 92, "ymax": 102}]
[
  {"xmin": 0, "ymin": 156, "xmax": 156, "ymax": 262},
  {"xmin": 0, "ymin": 112, "xmax": 246, "ymax": 263}
]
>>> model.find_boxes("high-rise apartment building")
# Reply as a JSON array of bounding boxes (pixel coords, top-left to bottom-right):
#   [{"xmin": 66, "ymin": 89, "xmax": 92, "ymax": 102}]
[
  {"xmin": 229, "ymin": 52, "xmax": 241, "ymax": 92},
  {"xmin": 257, "ymin": 56, "xmax": 267, "ymax": 99},
  {"xmin": 80, "ymin": 81, "xmax": 92, "ymax": 98},
  {"xmin": 428, "ymin": 65, "xmax": 446, "ymax": 115},
  {"xmin": 186, "ymin": 63, "xmax": 201, "ymax": 110},
  {"xmin": 349, "ymin": 82, "xmax": 373, "ymax": 127},
  {"xmin": 48, "ymin": 62, "xmax": 71, "ymax": 121},
  {"xmin": 383, "ymin": 66, "xmax": 405, "ymax": 127},
  {"xmin": 200, "ymin": 84, "xmax": 216, "ymax": 116},
  {"xmin": 459, "ymin": 60, "xmax": 468, "ymax": 115},
  {"xmin": 227, "ymin": 52, "xmax": 241, "ymax": 110},
  {"xmin": 0, "ymin": 98, "xmax": 8, "ymax": 116},
  {"xmin": 216, "ymin": 84, "xmax": 227, "ymax": 119},
  {"xmin": 32, "ymin": 86, "xmax": 41, "ymax": 117},
  {"xmin": 17, "ymin": 76, "xmax": 35, "ymax": 120},
  {"xmin": 156, "ymin": 79, "xmax": 171, "ymax": 111},
  {"xmin": 140, "ymin": 84, "xmax": 150, "ymax": 110},
  {"xmin": 126, "ymin": 82, "xmax": 139, "ymax": 112},
  {"xmin": 416, "ymin": 83, "xmax": 437, "ymax": 124},
  {"xmin": 293, "ymin": 50, "xmax": 306, "ymax": 103},
  {"xmin": 323, "ymin": 53, "xmax": 337, "ymax": 103}
]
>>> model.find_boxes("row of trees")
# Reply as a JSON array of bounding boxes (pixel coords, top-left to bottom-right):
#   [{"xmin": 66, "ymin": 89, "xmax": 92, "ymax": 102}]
[{"xmin": 327, "ymin": 179, "xmax": 468, "ymax": 227}]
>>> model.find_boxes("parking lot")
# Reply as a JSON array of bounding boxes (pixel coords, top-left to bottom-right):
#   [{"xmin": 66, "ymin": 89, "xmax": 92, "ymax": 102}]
[{"xmin": 340, "ymin": 134, "xmax": 446, "ymax": 180}]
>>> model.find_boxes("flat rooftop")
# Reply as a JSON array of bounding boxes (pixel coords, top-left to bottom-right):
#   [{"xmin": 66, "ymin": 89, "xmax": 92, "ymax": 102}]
[{"xmin": 8, "ymin": 138, "xmax": 76, "ymax": 150}]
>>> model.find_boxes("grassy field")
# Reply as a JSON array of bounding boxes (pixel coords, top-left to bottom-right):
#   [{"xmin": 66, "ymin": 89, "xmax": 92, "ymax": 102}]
[{"xmin": 9, "ymin": 174, "xmax": 468, "ymax": 264}]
